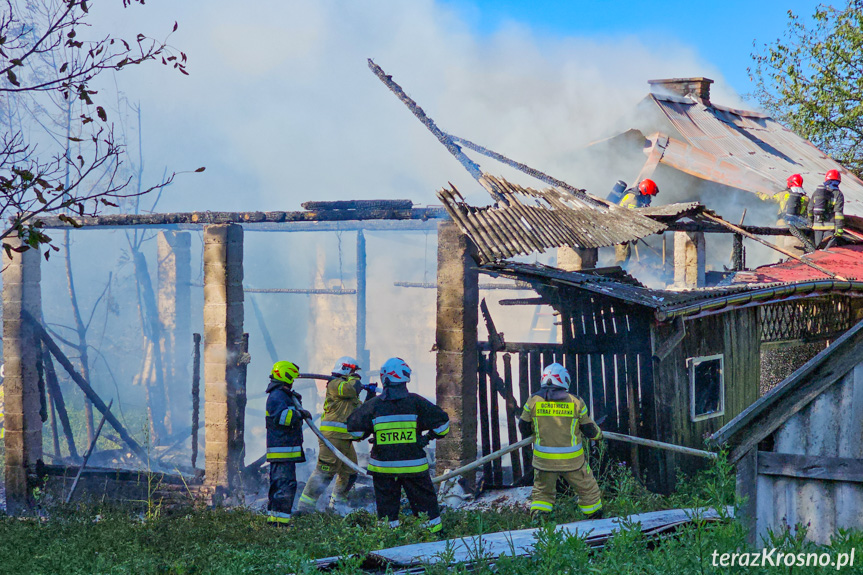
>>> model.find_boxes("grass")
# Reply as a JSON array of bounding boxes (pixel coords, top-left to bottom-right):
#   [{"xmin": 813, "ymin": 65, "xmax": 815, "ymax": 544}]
[{"xmin": 0, "ymin": 452, "xmax": 861, "ymax": 574}]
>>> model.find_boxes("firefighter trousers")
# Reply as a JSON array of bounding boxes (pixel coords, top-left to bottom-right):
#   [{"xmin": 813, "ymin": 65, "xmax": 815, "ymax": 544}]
[
  {"xmin": 268, "ymin": 461, "xmax": 298, "ymax": 524},
  {"xmin": 531, "ymin": 465, "xmax": 602, "ymax": 516},
  {"xmin": 373, "ymin": 472, "xmax": 442, "ymax": 532},
  {"xmin": 298, "ymin": 437, "xmax": 358, "ymax": 510}
]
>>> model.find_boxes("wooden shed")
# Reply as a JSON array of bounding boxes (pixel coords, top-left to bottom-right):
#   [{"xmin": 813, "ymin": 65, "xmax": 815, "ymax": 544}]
[
  {"xmin": 482, "ymin": 262, "xmax": 863, "ymax": 493},
  {"xmin": 711, "ymin": 320, "xmax": 863, "ymax": 546}
]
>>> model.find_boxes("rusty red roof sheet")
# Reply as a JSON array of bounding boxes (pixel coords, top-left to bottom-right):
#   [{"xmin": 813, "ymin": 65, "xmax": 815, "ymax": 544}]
[{"xmin": 732, "ymin": 245, "xmax": 863, "ymax": 284}]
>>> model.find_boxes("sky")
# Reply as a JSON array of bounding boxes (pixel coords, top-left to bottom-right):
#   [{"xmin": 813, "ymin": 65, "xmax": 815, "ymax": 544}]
[
  {"xmin": 443, "ymin": 0, "xmax": 819, "ymax": 99},
  {"xmin": 76, "ymin": 0, "xmax": 824, "ymax": 214}
]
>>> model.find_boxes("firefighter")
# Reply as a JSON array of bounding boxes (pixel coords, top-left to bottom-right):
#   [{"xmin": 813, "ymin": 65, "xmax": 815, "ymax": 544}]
[
  {"xmin": 346, "ymin": 357, "xmax": 450, "ymax": 533},
  {"xmin": 758, "ymin": 174, "xmax": 814, "ymax": 252},
  {"xmin": 809, "ymin": 169, "xmax": 845, "ymax": 248},
  {"xmin": 519, "ymin": 363, "xmax": 603, "ymax": 520},
  {"xmin": 265, "ymin": 360, "xmax": 311, "ymax": 525},
  {"xmin": 297, "ymin": 356, "xmax": 377, "ymax": 514},
  {"xmin": 615, "ymin": 178, "xmax": 660, "ymax": 265}
]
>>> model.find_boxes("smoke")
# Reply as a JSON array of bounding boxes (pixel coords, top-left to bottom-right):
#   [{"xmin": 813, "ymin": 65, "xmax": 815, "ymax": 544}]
[{"xmin": 32, "ymin": 0, "xmax": 762, "ymax": 467}]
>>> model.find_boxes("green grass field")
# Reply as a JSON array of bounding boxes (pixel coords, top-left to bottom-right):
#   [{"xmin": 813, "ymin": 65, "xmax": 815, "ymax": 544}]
[{"xmin": 0, "ymin": 453, "xmax": 860, "ymax": 574}]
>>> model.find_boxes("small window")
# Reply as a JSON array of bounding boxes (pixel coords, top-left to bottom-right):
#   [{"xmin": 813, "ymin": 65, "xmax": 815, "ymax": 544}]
[{"xmin": 688, "ymin": 355, "xmax": 724, "ymax": 422}]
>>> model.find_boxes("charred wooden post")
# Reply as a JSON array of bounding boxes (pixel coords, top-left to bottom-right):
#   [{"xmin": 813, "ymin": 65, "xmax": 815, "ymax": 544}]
[
  {"xmin": 158, "ymin": 231, "xmax": 192, "ymax": 431},
  {"xmin": 435, "ymin": 222, "xmax": 479, "ymax": 484},
  {"xmin": 674, "ymin": 231, "xmax": 705, "ymax": 288},
  {"xmin": 191, "ymin": 333, "xmax": 202, "ymax": 469},
  {"xmin": 42, "ymin": 348, "xmax": 79, "ymax": 460},
  {"xmin": 2, "ymin": 239, "xmax": 42, "ymax": 513},
  {"xmin": 203, "ymin": 224, "xmax": 246, "ymax": 497},
  {"xmin": 557, "ymin": 247, "xmax": 598, "ymax": 271},
  {"xmin": 356, "ymin": 230, "xmax": 369, "ymax": 369},
  {"xmin": 732, "ymin": 233, "xmax": 745, "ymax": 271}
]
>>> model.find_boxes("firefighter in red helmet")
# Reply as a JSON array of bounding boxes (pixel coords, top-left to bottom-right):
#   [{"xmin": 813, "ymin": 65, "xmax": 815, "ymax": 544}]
[
  {"xmin": 614, "ymin": 179, "xmax": 659, "ymax": 265},
  {"xmin": 758, "ymin": 174, "xmax": 814, "ymax": 252},
  {"xmin": 809, "ymin": 170, "xmax": 845, "ymax": 248}
]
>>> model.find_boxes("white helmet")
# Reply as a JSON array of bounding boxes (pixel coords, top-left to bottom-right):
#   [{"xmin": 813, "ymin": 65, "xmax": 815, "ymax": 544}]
[
  {"xmin": 541, "ymin": 363, "xmax": 571, "ymax": 389},
  {"xmin": 380, "ymin": 357, "xmax": 411, "ymax": 386},
  {"xmin": 332, "ymin": 356, "xmax": 360, "ymax": 377}
]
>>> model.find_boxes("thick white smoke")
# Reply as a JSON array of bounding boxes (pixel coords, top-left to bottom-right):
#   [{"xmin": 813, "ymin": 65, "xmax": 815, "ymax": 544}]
[{"xmin": 35, "ymin": 0, "xmax": 752, "ymax": 466}]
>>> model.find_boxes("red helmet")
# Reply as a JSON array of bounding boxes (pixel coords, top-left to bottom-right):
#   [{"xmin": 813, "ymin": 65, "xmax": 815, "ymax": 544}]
[
  {"xmin": 638, "ymin": 178, "xmax": 659, "ymax": 196},
  {"xmin": 787, "ymin": 174, "xmax": 803, "ymax": 188},
  {"xmin": 825, "ymin": 169, "xmax": 841, "ymax": 182}
]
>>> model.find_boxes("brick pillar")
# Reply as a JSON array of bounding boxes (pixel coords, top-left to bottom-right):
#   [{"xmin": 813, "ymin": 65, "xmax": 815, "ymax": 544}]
[
  {"xmin": 557, "ymin": 247, "xmax": 598, "ymax": 271},
  {"xmin": 2, "ymin": 239, "xmax": 42, "ymax": 514},
  {"xmin": 674, "ymin": 231, "xmax": 705, "ymax": 288},
  {"xmin": 435, "ymin": 222, "xmax": 478, "ymax": 484},
  {"xmin": 158, "ymin": 231, "xmax": 192, "ymax": 431},
  {"xmin": 203, "ymin": 224, "xmax": 245, "ymax": 495}
]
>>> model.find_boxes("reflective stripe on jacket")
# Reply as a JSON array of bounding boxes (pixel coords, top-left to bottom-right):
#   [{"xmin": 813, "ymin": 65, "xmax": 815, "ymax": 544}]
[
  {"xmin": 809, "ymin": 185, "xmax": 845, "ymax": 231},
  {"xmin": 619, "ymin": 191, "xmax": 651, "ymax": 209},
  {"xmin": 321, "ymin": 375, "xmax": 363, "ymax": 438},
  {"xmin": 347, "ymin": 390, "xmax": 449, "ymax": 476},
  {"xmin": 520, "ymin": 388, "xmax": 598, "ymax": 472},
  {"xmin": 266, "ymin": 386, "xmax": 306, "ymax": 463}
]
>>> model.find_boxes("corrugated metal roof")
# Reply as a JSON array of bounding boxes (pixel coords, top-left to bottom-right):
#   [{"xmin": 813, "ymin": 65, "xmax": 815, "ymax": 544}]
[
  {"xmin": 484, "ymin": 261, "xmax": 863, "ymax": 321},
  {"xmin": 648, "ymin": 94, "xmax": 863, "ymax": 215},
  {"xmin": 731, "ymin": 245, "xmax": 863, "ymax": 283},
  {"xmin": 437, "ymin": 175, "xmax": 666, "ymax": 263}
]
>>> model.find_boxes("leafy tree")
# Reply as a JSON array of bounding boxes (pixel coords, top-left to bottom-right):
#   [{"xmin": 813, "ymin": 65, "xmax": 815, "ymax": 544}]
[
  {"xmin": 750, "ymin": 1, "xmax": 863, "ymax": 177},
  {"xmin": 0, "ymin": 0, "xmax": 193, "ymax": 259}
]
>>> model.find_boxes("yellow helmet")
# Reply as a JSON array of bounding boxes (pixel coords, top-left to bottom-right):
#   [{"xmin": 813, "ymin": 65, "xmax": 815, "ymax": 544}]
[{"xmin": 271, "ymin": 361, "xmax": 300, "ymax": 385}]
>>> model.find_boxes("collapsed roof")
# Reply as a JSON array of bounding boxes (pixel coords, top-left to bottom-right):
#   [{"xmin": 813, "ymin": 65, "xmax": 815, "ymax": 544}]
[
  {"xmin": 484, "ymin": 261, "xmax": 863, "ymax": 323},
  {"xmin": 597, "ymin": 77, "xmax": 863, "ymax": 215},
  {"xmin": 437, "ymin": 175, "xmax": 666, "ymax": 263}
]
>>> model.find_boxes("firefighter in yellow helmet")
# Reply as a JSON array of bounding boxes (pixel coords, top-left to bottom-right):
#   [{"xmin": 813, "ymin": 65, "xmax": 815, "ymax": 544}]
[
  {"xmin": 297, "ymin": 356, "xmax": 377, "ymax": 514},
  {"xmin": 520, "ymin": 363, "xmax": 603, "ymax": 519},
  {"xmin": 265, "ymin": 360, "xmax": 310, "ymax": 525}
]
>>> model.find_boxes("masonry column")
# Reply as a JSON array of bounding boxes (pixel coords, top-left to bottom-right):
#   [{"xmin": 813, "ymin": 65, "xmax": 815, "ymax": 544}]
[
  {"xmin": 674, "ymin": 231, "xmax": 705, "ymax": 288},
  {"xmin": 435, "ymin": 222, "xmax": 479, "ymax": 483},
  {"xmin": 203, "ymin": 224, "xmax": 245, "ymax": 496},
  {"xmin": 158, "ymin": 231, "xmax": 192, "ymax": 431},
  {"xmin": 557, "ymin": 246, "xmax": 598, "ymax": 271},
  {"xmin": 2, "ymin": 238, "xmax": 42, "ymax": 514}
]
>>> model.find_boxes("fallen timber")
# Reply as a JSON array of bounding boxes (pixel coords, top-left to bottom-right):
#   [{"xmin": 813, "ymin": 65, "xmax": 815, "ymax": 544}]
[
  {"xmin": 24, "ymin": 311, "xmax": 151, "ymax": 466},
  {"xmin": 314, "ymin": 506, "xmax": 734, "ymax": 571}
]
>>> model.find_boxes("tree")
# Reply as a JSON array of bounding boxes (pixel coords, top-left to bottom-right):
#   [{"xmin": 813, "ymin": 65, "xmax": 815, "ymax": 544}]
[
  {"xmin": 0, "ymin": 0, "xmax": 196, "ymax": 259},
  {"xmin": 750, "ymin": 1, "xmax": 863, "ymax": 177}
]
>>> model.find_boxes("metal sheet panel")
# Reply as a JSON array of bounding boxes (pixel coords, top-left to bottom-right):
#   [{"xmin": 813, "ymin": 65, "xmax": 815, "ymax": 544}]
[
  {"xmin": 437, "ymin": 175, "xmax": 666, "ymax": 262},
  {"xmin": 649, "ymin": 94, "xmax": 863, "ymax": 215}
]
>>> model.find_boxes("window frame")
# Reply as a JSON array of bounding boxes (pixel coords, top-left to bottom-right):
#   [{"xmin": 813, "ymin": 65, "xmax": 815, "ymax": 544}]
[{"xmin": 688, "ymin": 354, "xmax": 725, "ymax": 422}]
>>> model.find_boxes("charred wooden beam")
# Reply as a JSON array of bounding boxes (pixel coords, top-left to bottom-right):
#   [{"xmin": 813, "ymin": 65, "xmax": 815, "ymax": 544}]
[
  {"xmin": 665, "ymin": 221, "xmax": 791, "ymax": 235},
  {"xmin": 301, "ymin": 199, "xmax": 414, "ymax": 211},
  {"xmin": 25, "ymin": 311, "xmax": 149, "ymax": 464},
  {"xmin": 480, "ymin": 299, "xmax": 505, "ymax": 352},
  {"xmin": 34, "ymin": 207, "xmax": 448, "ymax": 229},
  {"xmin": 499, "ymin": 297, "xmax": 548, "ymax": 306}
]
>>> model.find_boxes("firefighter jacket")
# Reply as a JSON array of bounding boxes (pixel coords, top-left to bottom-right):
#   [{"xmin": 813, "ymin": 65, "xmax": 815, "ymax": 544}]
[
  {"xmin": 809, "ymin": 184, "xmax": 845, "ymax": 232},
  {"xmin": 519, "ymin": 387, "xmax": 601, "ymax": 472},
  {"xmin": 619, "ymin": 191, "xmax": 652, "ymax": 209},
  {"xmin": 265, "ymin": 382, "xmax": 306, "ymax": 463},
  {"xmin": 346, "ymin": 386, "xmax": 450, "ymax": 476},
  {"xmin": 320, "ymin": 375, "xmax": 363, "ymax": 440}
]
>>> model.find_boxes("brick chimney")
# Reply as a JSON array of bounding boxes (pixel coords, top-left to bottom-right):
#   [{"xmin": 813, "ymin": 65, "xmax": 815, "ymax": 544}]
[{"xmin": 648, "ymin": 77, "xmax": 713, "ymax": 104}]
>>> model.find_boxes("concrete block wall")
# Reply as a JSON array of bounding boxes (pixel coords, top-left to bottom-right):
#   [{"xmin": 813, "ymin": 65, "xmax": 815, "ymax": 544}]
[
  {"xmin": 203, "ymin": 224, "xmax": 245, "ymax": 493},
  {"xmin": 434, "ymin": 222, "xmax": 479, "ymax": 483},
  {"xmin": 2, "ymin": 238, "xmax": 42, "ymax": 514},
  {"xmin": 674, "ymin": 231, "xmax": 705, "ymax": 288},
  {"xmin": 557, "ymin": 246, "xmax": 598, "ymax": 271}
]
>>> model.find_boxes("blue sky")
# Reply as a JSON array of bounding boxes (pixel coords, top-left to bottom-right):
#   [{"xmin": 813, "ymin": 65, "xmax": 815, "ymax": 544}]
[{"xmin": 442, "ymin": 0, "xmax": 820, "ymax": 102}]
